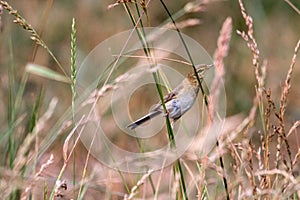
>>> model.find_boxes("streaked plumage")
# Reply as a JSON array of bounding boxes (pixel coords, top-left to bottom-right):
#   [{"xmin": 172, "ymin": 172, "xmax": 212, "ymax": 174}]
[{"xmin": 127, "ymin": 64, "xmax": 212, "ymax": 130}]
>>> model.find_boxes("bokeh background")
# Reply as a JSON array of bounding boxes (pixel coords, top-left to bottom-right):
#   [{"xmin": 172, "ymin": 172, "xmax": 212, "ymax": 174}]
[
  {"xmin": 1, "ymin": 0, "xmax": 299, "ymax": 118},
  {"xmin": 0, "ymin": 0, "xmax": 299, "ymax": 199}
]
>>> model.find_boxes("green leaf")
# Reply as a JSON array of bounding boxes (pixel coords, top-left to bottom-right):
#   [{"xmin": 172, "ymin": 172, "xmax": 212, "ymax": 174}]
[{"xmin": 25, "ymin": 63, "xmax": 70, "ymax": 83}]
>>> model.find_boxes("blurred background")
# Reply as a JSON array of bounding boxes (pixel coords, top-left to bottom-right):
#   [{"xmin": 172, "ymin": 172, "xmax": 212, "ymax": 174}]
[
  {"xmin": 0, "ymin": 0, "xmax": 299, "ymax": 199},
  {"xmin": 0, "ymin": 0, "xmax": 299, "ymax": 118}
]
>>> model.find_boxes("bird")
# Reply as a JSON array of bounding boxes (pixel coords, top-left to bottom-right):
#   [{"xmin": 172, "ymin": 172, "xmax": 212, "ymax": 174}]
[{"xmin": 127, "ymin": 64, "xmax": 213, "ymax": 130}]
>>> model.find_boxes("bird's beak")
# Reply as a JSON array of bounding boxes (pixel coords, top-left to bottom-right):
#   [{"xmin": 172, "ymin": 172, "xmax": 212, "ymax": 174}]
[{"xmin": 196, "ymin": 64, "xmax": 214, "ymax": 73}]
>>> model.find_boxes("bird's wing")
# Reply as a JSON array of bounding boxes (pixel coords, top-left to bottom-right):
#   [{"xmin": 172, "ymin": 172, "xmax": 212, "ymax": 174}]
[
  {"xmin": 150, "ymin": 88, "xmax": 179, "ymax": 112},
  {"xmin": 163, "ymin": 90, "xmax": 177, "ymax": 103}
]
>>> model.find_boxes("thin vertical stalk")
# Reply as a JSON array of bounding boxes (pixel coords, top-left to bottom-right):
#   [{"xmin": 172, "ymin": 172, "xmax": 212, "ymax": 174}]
[
  {"xmin": 8, "ymin": 39, "xmax": 15, "ymax": 169},
  {"xmin": 123, "ymin": 2, "xmax": 177, "ymax": 196},
  {"xmin": 159, "ymin": 1, "xmax": 229, "ymax": 199},
  {"xmin": 70, "ymin": 18, "xmax": 77, "ymax": 199}
]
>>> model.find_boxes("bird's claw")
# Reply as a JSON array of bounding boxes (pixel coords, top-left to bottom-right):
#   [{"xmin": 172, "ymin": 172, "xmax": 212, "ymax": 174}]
[{"xmin": 162, "ymin": 111, "xmax": 169, "ymax": 117}]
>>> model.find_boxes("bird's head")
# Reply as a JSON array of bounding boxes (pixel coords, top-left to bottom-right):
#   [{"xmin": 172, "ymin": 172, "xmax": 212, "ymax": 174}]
[
  {"xmin": 187, "ymin": 63, "xmax": 213, "ymax": 79},
  {"xmin": 186, "ymin": 63, "xmax": 213, "ymax": 87},
  {"xmin": 195, "ymin": 64, "xmax": 214, "ymax": 76}
]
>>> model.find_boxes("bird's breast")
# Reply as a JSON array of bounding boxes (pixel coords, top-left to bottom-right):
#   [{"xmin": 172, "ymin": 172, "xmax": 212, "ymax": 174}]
[{"xmin": 165, "ymin": 89, "xmax": 198, "ymax": 119}]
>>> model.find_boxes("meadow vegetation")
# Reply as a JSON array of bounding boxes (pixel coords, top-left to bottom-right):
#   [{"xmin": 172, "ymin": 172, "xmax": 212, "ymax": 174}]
[{"xmin": 0, "ymin": 0, "xmax": 299, "ymax": 199}]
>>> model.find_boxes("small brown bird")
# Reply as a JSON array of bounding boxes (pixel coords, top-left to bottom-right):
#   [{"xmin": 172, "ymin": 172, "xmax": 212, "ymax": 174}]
[{"xmin": 127, "ymin": 64, "xmax": 212, "ymax": 130}]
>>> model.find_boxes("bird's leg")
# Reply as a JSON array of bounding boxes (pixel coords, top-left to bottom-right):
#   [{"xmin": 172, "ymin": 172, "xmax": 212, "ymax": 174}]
[{"xmin": 162, "ymin": 110, "xmax": 169, "ymax": 118}]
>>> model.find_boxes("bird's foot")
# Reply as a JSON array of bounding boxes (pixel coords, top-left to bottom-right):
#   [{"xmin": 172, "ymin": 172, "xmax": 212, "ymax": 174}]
[{"xmin": 162, "ymin": 111, "xmax": 169, "ymax": 118}]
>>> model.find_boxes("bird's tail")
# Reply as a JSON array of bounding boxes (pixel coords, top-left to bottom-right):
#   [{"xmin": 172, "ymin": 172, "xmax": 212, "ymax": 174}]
[{"xmin": 127, "ymin": 110, "xmax": 161, "ymax": 130}]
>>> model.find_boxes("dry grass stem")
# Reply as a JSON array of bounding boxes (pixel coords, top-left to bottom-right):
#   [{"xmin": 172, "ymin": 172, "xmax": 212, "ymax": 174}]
[
  {"xmin": 209, "ymin": 17, "xmax": 232, "ymax": 122},
  {"xmin": 108, "ymin": 0, "xmax": 135, "ymax": 9},
  {"xmin": 213, "ymin": 17, "xmax": 232, "ymax": 78},
  {"xmin": 0, "ymin": 1, "xmax": 68, "ymax": 77},
  {"xmin": 112, "ymin": 54, "xmax": 203, "ymax": 69},
  {"xmin": 0, "ymin": 4, "xmax": 3, "ymax": 32},
  {"xmin": 1, "ymin": 0, "xmax": 299, "ymax": 199},
  {"xmin": 21, "ymin": 154, "xmax": 54, "ymax": 200},
  {"xmin": 255, "ymin": 169, "xmax": 298, "ymax": 185},
  {"xmin": 287, "ymin": 120, "xmax": 300, "ymax": 137},
  {"xmin": 184, "ymin": 2, "xmax": 207, "ymax": 13},
  {"xmin": 63, "ymin": 115, "xmax": 87, "ymax": 162},
  {"xmin": 280, "ymin": 39, "xmax": 300, "ymax": 120},
  {"xmin": 181, "ymin": 159, "xmax": 201, "ymax": 195},
  {"xmin": 82, "ymin": 84, "xmax": 117, "ymax": 107},
  {"xmin": 77, "ymin": 123, "xmax": 98, "ymax": 199},
  {"xmin": 278, "ymin": 39, "xmax": 300, "ymax": 172},
  {"xmin": 164, "ymin": 18, "xmax": 201, "ymax": 29},
  {"xmin": 237, "ymin": 0, "xmax": 259, "ymax": 68},
  {"xmin": 237, "ymin": 0, "xmax": 266, "ymax": 94},
  {"xmin": 124, "ymin": 169, "xmax": 154, "ymax": 200},
  {"xmin": 13, "ymin": 98, "xmax": 58, "ymax": 173},
  {"xmin": 284, "ymin": 0, "xmax": 300, "ymax": 15},
  {"xmin": 171, "ymin": 171, "xmax": 181, "ymax": 200},
  {"xmin": 0, "ymin": 1, "xmax": 45, "ymax": 47}
]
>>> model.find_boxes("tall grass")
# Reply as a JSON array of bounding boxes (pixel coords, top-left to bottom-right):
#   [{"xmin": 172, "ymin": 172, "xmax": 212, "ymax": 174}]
[{"xmin": 0, "ymin": 0, "xmax": 299, "ymax": 199}]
